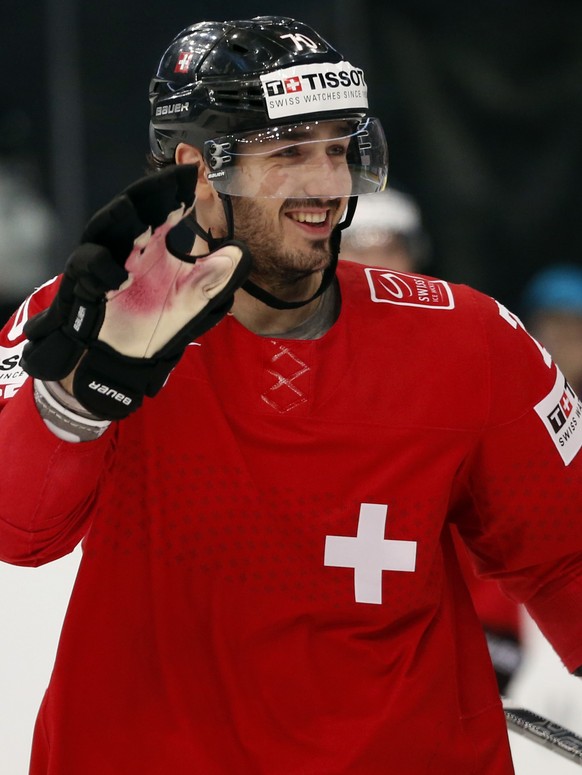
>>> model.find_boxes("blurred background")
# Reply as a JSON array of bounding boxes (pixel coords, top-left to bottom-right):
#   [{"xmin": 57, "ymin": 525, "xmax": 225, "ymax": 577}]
[
  {"xmin": 2, "ymin": 1, "xmax": 582, "ymax": 773},
  {"xmin": 2, "ymin": 0, "xmax": 582, "ymax": 320}
]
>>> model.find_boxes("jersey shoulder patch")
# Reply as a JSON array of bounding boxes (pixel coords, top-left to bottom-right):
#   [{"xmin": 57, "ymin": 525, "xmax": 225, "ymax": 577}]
[
  {"xmin": 364, "ymin": 268, "xmax": 454, "ymax": 310},
  {"xmin": 534, "ymin": 370, "xmax": 582, "ymax": 466}
]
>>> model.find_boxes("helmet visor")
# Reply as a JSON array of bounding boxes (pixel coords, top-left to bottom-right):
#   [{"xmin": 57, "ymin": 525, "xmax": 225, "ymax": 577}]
[{"xmin": 203, "ymin": 117, "xmax": 388, "ymax": 199}]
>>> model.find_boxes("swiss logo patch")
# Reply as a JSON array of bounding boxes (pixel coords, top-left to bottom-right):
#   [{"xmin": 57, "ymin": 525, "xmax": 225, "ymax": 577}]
[
  {"xmin": 174, "ymin": 51, "xmax": 194, "ymax": 74},
  {"xmin": 535, "ymin": 371, "xmax": 582, "ymax": 465},
  {"xmin": 284, "ymin": 76, "xmax": 302, "ymax": 93},
  {"xmin": 365, "ymin": 269, "xmax": 454, "ymax": 309}
]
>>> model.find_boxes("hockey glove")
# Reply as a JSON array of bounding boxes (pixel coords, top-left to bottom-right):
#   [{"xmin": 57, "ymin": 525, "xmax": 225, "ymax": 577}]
[{"xmin": 22, "ymin": 165, "xmax": 251, "ymax": 420}]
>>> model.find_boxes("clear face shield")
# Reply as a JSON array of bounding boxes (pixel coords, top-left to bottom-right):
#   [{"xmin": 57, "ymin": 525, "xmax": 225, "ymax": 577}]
[{"xmin": 203, "ymin": 116, "xmax": 388, "ymax": 200}]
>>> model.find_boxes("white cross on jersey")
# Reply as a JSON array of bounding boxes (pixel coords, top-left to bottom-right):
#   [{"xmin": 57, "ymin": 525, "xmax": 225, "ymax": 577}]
[{"xmin": 324, "ymin": 503, "xmax": 417, "ymax": 604}]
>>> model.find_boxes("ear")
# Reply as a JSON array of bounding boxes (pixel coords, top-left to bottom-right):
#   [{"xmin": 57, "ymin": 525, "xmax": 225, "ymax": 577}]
[{"xmin": 175, "ymin": 143, "xmax": 215, "ymax": 201}]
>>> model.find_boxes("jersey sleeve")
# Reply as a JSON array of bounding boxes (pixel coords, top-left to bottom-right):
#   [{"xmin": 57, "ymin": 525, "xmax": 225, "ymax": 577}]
[
  {"xmin": 0, "ymin": 277, "xmax": 60, "ymax": 405},
  {"xmin": 0, "ymin": 279, "xmax": 115, "ymax": 567},
  {"xmin": 452, "ymin": 290, "xmax": 582, "ymax": 672}
]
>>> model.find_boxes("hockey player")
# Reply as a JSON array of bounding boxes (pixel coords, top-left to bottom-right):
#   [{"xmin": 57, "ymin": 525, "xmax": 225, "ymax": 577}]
[{"xmin": 1, "ymin": 16, "xmax": 582, "ymax": 775}]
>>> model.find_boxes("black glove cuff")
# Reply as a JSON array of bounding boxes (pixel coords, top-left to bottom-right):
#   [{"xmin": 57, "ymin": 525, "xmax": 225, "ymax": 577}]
[
  {"xmin": 22, "ymin": 327, "xmax": 88, "ymax": 381},
  {"xmin": 73, "ymin": 342, "xmax": 180, "ymax": 420}
]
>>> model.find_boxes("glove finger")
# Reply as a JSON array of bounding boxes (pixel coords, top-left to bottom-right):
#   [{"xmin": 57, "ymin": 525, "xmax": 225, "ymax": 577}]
[
  {"xmin": 194, "ymin": 245, "xmax": 244, "ymax": 300},
  {"xmin": 66, "ymin": 243, "xmax": 129, "ymax": 301},
  {"xmin": 23, "ymin": 250, "xmax": 113, "ymax": 345},
  {"xmin": 123, "ymin": 165, "xmax": 198, "ymax": 230},
  {"xmin": 21, "ymin": 328, "xmax": 87, "ymax": 381},
  {"xmin": 81, "ymin": 166, "xmax": 198, "ymax": 267},
  {"xmin": 82, "ymin": 194, "xmax": 148, "ymax": 264}
]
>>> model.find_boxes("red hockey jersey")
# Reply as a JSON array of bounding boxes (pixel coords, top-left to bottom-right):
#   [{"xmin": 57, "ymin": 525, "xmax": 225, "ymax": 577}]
[{"xmin": 2, "ymin": 262, "xmax": 582, "ymax": 774}]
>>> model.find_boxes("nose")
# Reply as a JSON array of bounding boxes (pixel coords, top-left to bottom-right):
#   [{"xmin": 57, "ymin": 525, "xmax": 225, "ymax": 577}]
[{"xmin": 301, "ymin": 155, "xmax": 351, "ymax": 198}]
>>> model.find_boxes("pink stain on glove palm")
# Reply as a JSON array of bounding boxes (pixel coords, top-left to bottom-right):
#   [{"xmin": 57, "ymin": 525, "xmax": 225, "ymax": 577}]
[{"xmin": 99, "ymin": 204, "xmax": 242, "ymax": 358}]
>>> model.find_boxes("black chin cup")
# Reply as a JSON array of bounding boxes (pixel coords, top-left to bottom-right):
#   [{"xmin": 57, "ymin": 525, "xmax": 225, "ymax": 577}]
[
  {"xmin": 171, "ymin": 192, "xmax": 234, "ymax": 262},
  {"xmin": 242, "ymin": 197, "xmax": 359, "ymax": 311}
]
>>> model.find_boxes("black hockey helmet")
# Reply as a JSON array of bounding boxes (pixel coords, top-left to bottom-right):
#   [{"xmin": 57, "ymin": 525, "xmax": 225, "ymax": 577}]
[
  {"xmin": 149, "ymin": 17, "xmax": 348, "ymax": 159},
  {"xmin": 153, "ymin": 20, "xmax": 359, "ymax": 141}
]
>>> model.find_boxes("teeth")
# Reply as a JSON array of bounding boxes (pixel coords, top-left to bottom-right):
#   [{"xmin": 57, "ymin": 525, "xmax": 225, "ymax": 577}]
[{"xmin": 289, "ymin": 212, "xmax": 327, "ymax": 224}]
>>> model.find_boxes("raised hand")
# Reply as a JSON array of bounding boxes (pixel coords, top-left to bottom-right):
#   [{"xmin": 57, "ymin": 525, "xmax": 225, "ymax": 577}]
[{"xmin": 22, "ymin": 165, "xmax": 251, "ymax": 419}]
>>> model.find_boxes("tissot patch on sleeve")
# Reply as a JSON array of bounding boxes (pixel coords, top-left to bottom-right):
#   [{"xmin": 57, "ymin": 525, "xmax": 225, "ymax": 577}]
[
  {"xmin": 534, "ymin": 370, "xmax": 582, "ymax": 465},
  {"xmin": 260, "ymin": 61, "xmax": 368, "ymax": 120},
  {"xmin": 365, "ymin": 269, "xmax": 454, "ymax": 309}
]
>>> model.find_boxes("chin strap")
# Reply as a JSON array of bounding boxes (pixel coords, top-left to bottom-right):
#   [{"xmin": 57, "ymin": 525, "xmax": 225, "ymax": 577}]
[
  {"xmin": 242, "ymin": 196, "xmax": 359, "ymax": 311},
  {"xmin": 182, "ymin": 195, "xmax": 359, "ymax": 311},
  {"xmin": 179, "ymin": 192, "xmax": 235, "ymax": 258},
  {"xmin": 241, "ymin": 261, "xmax": 338, "ymax": 310}
]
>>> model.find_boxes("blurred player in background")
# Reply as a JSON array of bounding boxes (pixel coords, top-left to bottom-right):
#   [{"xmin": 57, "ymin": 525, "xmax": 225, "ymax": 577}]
[
  {"xmin": 341, "ymin": 187, "xmax": 430, "ymax": 272},
  {"xmin": 519, "ymin": 264, "xmax": 582, "ymax": 396}
]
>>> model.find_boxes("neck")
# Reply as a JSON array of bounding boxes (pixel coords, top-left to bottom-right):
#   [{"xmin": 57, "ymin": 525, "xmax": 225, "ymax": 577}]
[{"xmin": 232, "ymin": 273, "xmax": 324, "ymax": 335}]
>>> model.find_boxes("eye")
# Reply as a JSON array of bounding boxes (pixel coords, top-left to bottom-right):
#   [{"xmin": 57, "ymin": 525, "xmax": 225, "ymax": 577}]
[
  {"xmin": 272, "ymin": 145, "xmax": 301, "ymax": 158},
  {"xmin": 327, "ymin": 144, "xmax": 348, "ymax": 157}
]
